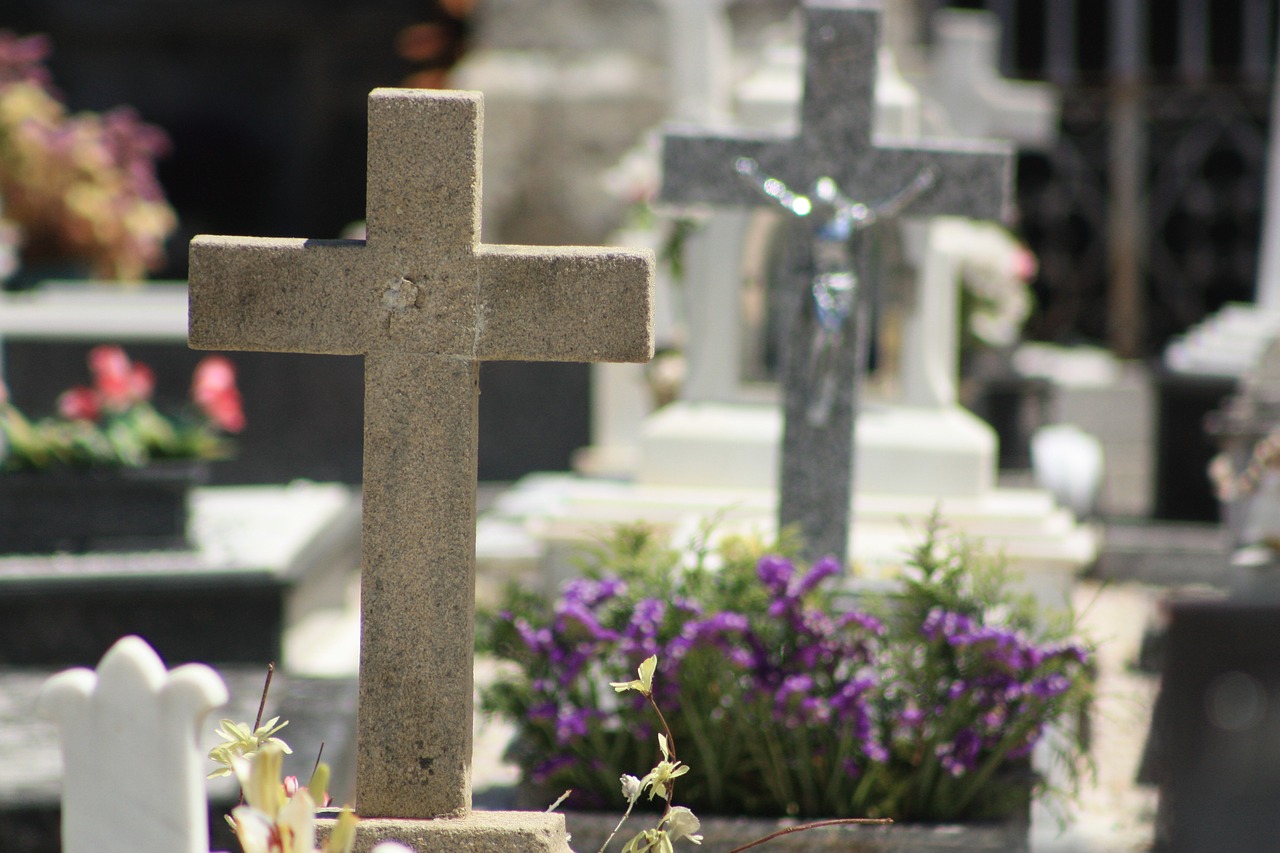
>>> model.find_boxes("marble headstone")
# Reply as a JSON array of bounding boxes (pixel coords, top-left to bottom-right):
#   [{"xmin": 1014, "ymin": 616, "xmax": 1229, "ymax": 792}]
[{"xmin": 38, "ymin": 636, "xmax": 228, "ymax": 853}]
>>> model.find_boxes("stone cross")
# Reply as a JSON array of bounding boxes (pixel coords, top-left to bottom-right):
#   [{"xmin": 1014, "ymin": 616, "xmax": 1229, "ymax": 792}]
[
  {"xmin": 660, "ymin": 0, "xmax": 1011, "ymax": 563},
  {"xmin": 655, "ymin": 0, "xmax": 754, "ymax": 406},
  {"xmin": 38, "ymin": 635, "xmax": 228, "ymax": 853},
  {"xmin": 189, "ymin": 88, "xmax": 653, "ymax": 837},
  {"xmin": 917, "ymin": 8, "xmax": 1060, "ymax": 149}
]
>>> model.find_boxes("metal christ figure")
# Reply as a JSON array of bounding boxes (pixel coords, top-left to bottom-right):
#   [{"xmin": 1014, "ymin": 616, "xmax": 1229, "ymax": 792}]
[{"xmin": 735, "ymin": 156, "xmax": 936, "ymax": 427}]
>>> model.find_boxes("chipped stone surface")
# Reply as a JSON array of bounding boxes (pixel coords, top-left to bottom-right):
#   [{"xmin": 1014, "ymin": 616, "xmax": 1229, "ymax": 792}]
[{"xmin": 188, "ymin": 87, "xmax": 654, "ymax": 828}]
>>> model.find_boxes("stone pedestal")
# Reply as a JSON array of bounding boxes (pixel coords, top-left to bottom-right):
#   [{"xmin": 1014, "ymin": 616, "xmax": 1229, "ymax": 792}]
[
  {"xmin": 639, "ymin": 401, "xmax": 994, "ymax": 497},
  {"xmin": 321, "ymin": 813, "xmax": 571, "ymax": 853},
  {"xmin": 481, "ymin": 470, "xmax": 1094, "ymax": 620}
]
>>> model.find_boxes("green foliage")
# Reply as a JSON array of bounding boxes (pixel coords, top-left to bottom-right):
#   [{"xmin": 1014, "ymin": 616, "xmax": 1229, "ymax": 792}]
[{"xmin": 479, "ymin": 517, "xmax": 1094, "ymax": 823}]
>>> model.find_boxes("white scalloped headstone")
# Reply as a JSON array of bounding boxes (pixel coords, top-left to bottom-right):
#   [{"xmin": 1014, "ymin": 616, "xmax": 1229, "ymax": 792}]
[{"xmin": 37, "ymin": 635, "xmax": 228, "ymax": 853}]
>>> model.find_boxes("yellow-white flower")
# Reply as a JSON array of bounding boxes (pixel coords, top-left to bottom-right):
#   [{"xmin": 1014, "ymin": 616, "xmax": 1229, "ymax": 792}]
[
  {"xmin": 610, "ymin": 655, "xmax": 658, "ymax": 697},
  {"xmin": 208, "ymin": 716, "xmax": 292, "ymax": 779},
  {"xmin": 661, "ymin": 807, "xmax": 703, "ymax": 845}
]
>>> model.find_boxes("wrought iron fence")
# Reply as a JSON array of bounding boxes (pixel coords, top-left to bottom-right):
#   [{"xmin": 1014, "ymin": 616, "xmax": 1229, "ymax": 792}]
[{"xmin": 935, "ymin": 0, "xmax": 1279, "ymax": 356}]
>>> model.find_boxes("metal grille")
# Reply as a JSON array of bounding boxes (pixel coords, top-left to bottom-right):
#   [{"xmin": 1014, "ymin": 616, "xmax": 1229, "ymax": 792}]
[{"xmin": 936, "ymin": 0, "xmax": 1280, "ymax": 356}]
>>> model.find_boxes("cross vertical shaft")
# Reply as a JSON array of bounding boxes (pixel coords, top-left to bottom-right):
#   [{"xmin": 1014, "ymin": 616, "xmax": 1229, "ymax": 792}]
[{"xmin": 358, "ymin": 353, "xmax": 479, "ymax": 817}]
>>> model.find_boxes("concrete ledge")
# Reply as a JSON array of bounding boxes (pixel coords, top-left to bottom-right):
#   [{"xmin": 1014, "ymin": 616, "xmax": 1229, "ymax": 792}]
[
  {"xmin": 561, "ymin": 810, "xmax": 1027, "ymax": 853},
  {"xmin": 319, "ymin": 811, "xmax": 571, "ymax": 853}
]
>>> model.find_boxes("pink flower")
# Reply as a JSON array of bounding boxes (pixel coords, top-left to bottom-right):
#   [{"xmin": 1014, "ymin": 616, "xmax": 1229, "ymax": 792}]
[
  {"xmin": 1010, "ymin": 247, "xmax": 1038, "ymax": 282},
  {"xmin": 192, "ymin": 355, "xmax": 246, "ymax": 433},
  {"xmin": 57, "ymin": 386, "xmax": 100, "ymax": 421},
  {"xmin": 283, "ymin": 774, "xmax": 332, "ymax": 807},
  {"xmin": 88, "ymin": 345, "xmax": 154, "ymax": 410}
]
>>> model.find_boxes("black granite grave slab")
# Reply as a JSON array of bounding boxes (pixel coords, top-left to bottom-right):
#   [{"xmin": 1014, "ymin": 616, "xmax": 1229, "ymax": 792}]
[
  {"xmin": 1145, "ymin": 596, "xmax": 1280, "ymax": 852},
  {"xmin": 0, "ymin": 569, "xmax": 285, "ymax": 667},
  {"xmin": 0, "ymin": 484, "xmax": 359, "ymax": 666},
  {"xmin": 1153, "ymin": 369, "xmax": 1235, "ymax": 522}
]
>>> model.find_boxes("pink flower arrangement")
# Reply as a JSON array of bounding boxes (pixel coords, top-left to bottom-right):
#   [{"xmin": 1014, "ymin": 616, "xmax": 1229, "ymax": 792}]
[{"xmin": 0, "ymin": 345, "xmax": 244, "ymax": 470}]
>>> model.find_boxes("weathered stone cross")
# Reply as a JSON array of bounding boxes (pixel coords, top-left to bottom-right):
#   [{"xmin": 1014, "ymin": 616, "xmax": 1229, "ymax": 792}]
[
  {"xmin": 660, "ymin": 0, "xmax": 1011, "ymax": 564},
  {"xmin": 189, "ymin": 89, "xmax": 653, "ymax": 830}
]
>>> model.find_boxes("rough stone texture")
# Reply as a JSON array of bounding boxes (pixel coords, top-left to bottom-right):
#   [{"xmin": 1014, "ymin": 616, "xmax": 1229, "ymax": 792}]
[
  {"xmin": 188, "ymin": 87, "xmax": 654, "ymax": 824},
  {"xmin": 658, "ymin": 0, "xmax": 1011, "ymax": 563},
  {"xmin": 319, "ymin": 813, "xmax": 571, "ymax": 853}
]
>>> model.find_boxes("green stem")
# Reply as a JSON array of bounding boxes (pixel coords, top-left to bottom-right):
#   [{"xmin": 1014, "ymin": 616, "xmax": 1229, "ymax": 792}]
[
  {"xmin": 792, "ymin": 726, "xmax": 818, "ymax": 815},
  {"xmin": 596, "ymin": 796, "xmax": 638, "ymax": 853},
  {"xmin": 723, "ymin": 818, "xmax": 893, "ymax": 853},
  {"xmin": 646, "ymin": 693, "xmax": 680, "ymax": 808},
  {"xmin": 949, "ymin": 728, "xmax": 1021, "ymax": 816},
  {"xmin": 680, "ymin": 693, "xmax": 725, "ymax": 810}
]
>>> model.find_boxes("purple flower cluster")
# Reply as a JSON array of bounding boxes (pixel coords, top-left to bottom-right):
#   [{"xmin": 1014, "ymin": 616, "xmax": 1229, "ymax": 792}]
[
  {"xmin": 907, "ymin": 607, "xmax": 1091, "ymax": 775},
  {"xmin": 482, "ymin": 536, "xmax": 1093, "ymax": 821}
]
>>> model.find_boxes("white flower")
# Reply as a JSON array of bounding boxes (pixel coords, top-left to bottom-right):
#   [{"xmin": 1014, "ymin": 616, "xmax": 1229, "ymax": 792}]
[
  {"xmin": 957, "ymin": 221, "xmax": 1034, "ymax": 348},
  {"xmin": 620, "ymin": 773, "xmax": 644, "ymax": 804},
  {"xmin": 661, "ymin": 807, "xmax": 703, "ymax": 845}
]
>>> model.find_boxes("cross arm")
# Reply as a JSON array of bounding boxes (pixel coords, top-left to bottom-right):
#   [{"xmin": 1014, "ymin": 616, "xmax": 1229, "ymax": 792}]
[
  {"xmin": 833, "ymin": 139, "xmax": 1014, "ymax": 222},
  {"xmin": 660, "ymin": 129, "xmax": 790, "ymax": 208},
  {"xmin": 474, "ymin": 244, "xmax": 655, "ymax": 363},
  {"xmin": 188, "ymin": 235, "xmax": 373, "ymax": 354}
]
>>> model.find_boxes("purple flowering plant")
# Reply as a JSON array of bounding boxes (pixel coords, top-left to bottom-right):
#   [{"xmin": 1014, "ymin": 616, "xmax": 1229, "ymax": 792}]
[{"xmin": 478, "ymin": 519, "xmax": 1092, "ymax": 823}]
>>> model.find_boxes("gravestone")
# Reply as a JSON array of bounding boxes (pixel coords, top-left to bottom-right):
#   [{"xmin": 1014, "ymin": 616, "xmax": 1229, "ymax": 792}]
[
  {"xmin": 479, "ymin": 1, "xmax": 1093, "ymax": 613},
  {"xmin": 1146, "ymin": 596, "xmax": 1280, "ymax": 852},
  {"xmin": 35, "ymin": 637, "xmax": 412, "ymax": 853},
  {"xmin": 189, "ymin": 87, "xmax": 653, "ymax": 848},
  {"xmin": 572, "ymin": 0, "xmax": 743, "ymax": 477},
  {"xmin": 1159, "ymin": 10, "xmax": 1280, "ymax": 520},
  {"xmin": 658, "ymin": 0, "xmax": 1011, "ymax": 561},
  {"xmin": 37, "ymin": 636, "xmax": 228, "ymax": 853}
]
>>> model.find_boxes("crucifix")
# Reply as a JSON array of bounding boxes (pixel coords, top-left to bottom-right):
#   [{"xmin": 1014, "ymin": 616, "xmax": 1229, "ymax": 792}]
[
  {"xmin": 660, "ymin": 0, "xmax": 1012, "ymax": 564},
  {"xmin": 189, "ymin": 88, "xmax": 653, "ymax": 834}
]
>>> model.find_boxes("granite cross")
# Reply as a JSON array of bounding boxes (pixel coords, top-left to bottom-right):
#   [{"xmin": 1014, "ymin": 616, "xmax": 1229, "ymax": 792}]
[
  {"xmin": 189, "ymin": 89, "xmax": 654, "ymax": 824},
  {"xmin": 660, "ymin": 0, "xmax": 1012, "ymax": 564}
]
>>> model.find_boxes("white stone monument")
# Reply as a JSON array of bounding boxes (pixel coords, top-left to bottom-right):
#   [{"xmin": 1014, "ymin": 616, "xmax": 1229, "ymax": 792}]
[
  {"xmin": 39, "ymin": 636, "xmax": 419, "ymax": 853},
  {"xmin": 38, "ymin": 636, "xmax": 228, "ymax": 853},
  {"xmin": 484, "ymin": 2, "xmax": 1094, "ymax": 611},
  {"xmin": 907, "ymin": 8, "xmax": 1060, "ymax": 148}
]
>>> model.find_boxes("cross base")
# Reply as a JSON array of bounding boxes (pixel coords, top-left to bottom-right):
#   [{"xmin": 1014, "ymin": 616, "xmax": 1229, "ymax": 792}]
[
  {"xmin": 318, "ymin": 812, "xmax": 571, "ymax": 853},
  {"xmin": 638, "ymin": 401, "xmax": 996, "ymax": 497}
]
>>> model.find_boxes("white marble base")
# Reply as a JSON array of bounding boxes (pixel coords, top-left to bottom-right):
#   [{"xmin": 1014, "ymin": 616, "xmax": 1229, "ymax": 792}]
[
  {"xmin": 638, "ymin": 400, "xmax": 996, "ymax": 497},
  {"xmin": 480, "ymin": 471, "xmax": 1095, "ymax": 617}
]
